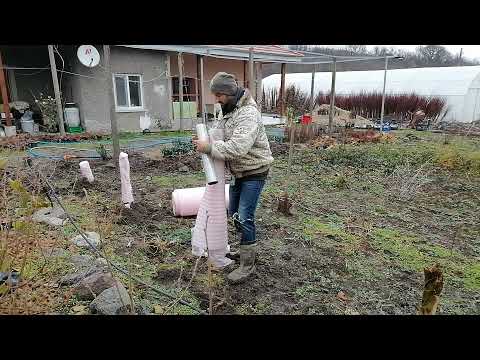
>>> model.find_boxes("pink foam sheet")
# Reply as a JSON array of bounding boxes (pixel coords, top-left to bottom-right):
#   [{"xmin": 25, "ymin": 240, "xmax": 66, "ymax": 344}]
[
  {"xmin": 171, "ymin": 185, "xmax": 230, "ymax": 217},
  {"xmin": 190, "ymin": 128, "xmax": 232, "ymax": 268}
]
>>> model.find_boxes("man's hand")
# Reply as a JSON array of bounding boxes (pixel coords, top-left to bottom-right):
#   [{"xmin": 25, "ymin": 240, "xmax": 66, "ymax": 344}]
[{"xmin": 192, "ymin": 137, "xmax": 211, "ymax": 154}]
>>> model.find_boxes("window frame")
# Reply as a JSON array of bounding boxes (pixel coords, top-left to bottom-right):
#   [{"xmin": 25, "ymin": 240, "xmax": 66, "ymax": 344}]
[{"xmin": 112, "ymin": 73, "xmax": 145, "ymax": 112}]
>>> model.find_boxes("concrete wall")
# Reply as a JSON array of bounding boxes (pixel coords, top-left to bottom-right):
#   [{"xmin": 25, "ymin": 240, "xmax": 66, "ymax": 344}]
[
  {"xmin": 169, "ymin": 53, "xmax": 247, "ymax": 108},
  {"xmin": 69, "ymin": 46, "xmax": 171, "ymax": 133},
  {"xmin": 69, "ymin": 47, "xmax": 265, "ymax": 133}
]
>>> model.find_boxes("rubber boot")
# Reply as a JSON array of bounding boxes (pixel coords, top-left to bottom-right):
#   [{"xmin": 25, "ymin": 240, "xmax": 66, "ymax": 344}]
[
  {"xmin": 212, "ymin": 260, "xmax": 236, "ymax": 273},
  {"xmin": 227, "ymin": 243, "xmax": 256, "ymax": 284}
]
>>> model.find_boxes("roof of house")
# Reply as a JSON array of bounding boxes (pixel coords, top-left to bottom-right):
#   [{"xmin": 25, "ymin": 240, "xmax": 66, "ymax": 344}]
[
  {"xmin": 119, "ymin": 45, "xmax": 390, "ymax": 66},
  {"xmin": 119, "ymin": 45, "xmax": 304, "ymax": 63},
  {"xmin": 207, "ymin": 45, "xmax": 305, "ymax": 57}
]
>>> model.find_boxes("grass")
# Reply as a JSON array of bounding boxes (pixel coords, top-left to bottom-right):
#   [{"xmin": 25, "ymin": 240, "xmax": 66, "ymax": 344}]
[
  {"xmin": 295, "ymin": 284, "xmax": 323, "ymax": 298},
  {"xmin": 370, "ymin": 227, "xmax": 480, "ymax": 290},
  {"xmin": 2, "ymin": 128, "xmax": 479, "ymax": 315},
  {"xmin": 303, "ymin": 217, "xmax": 361, "ymax": 255}
]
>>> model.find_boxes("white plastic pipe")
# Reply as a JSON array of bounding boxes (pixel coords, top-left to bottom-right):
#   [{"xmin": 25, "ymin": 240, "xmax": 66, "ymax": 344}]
[
  {"xmin": 172, "ymin": 185, "xmax": 230, "ymax": 217},
  {"xmin": 119, "ymin": 152, "xmax": 134, "ymax": 208},
  {"xmin": 196, "ymin": 123, "xmax": 217, "ymax": 185},
  {"xmin": 79, "ymin": 161, "xmax": 94, "ymax": 183}
]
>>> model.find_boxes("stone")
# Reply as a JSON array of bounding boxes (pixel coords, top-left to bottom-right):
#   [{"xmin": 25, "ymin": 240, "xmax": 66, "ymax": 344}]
[
  {"xmin": 95, "ymin": 257, "xmax": 108, "ymax": 267},
  {"xmin": 59, "ymin": 266, "xmax": 99, "ymax": 286},
  {"xmin": 58, "ymin": 254, "xmax": 108, "ymax": 286},
  {"xmin": 71, "ymin": 232, "xmax": 101, "ymax": 248},
  {"xmin": 72, "ymin": 305, "xmax": 88, "ymax": 313},
  {"xmin": 73, "ymin": 271, "xmax": 116, "ymax": 301},
  {"xmin": 32, "ymin": 207, "xmax": 66, "ymax": 226},
  {"xmin": 69, "ymin": 254, "xmax": 95, "ymax": 268},
  {"xmin": 178, "ymin": 165, "xmax": 189, "ymax": 172},
  {"xmin": 89, "ymin": 282, "xmax": 133, "ymax": 315}
]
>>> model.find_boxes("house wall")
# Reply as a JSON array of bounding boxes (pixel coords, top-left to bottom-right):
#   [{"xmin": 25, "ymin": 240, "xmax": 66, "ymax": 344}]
[
  {"xmin": 69, "ymin": 46, "xmax": 171, "ymax": 133},
  {"xmin": 169, "ymin": 53, "xmax": 248, "ymax": 110},
  {"xmin": 69, "ymin": 47, "xmax": 265, "ymax": 133}
]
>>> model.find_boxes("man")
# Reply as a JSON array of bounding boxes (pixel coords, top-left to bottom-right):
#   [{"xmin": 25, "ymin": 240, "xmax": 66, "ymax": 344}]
[{"xmin": 193, "ymin": 72, "xmax": 273, "ymax": 284}]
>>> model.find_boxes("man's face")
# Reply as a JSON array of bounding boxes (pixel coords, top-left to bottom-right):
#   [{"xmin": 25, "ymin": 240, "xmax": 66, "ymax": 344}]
[{"xmin": 214, "ymin": 93, "xmax": 229, "ymax": 105}]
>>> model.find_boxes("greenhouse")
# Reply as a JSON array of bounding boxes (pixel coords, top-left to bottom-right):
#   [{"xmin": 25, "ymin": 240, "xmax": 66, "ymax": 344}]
[{"xmin": 262, "ymin": 65, "xmax": 480, "ymax": 123}]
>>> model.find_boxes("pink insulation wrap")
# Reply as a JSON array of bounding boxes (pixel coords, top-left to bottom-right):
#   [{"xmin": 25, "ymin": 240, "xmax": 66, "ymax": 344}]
[
  {"xmin": 171, "ymin": 185, "xmax": 230, "ymax": 217},
  {"xmin": 79, "ymin": 161, "xmax": 94, "ymax": 183},
  {"xmin": 191, "ymin": 128, "xmax": 232, "ymax": 268},
  {"xmin": 119, "ymin": 152, "xmax": 134, "ymax": 208}
]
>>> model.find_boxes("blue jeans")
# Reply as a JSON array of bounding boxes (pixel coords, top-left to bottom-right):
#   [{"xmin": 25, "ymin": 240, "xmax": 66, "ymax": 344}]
[{"xmin": 228, "ymin": 178, "xmax": 265, "ymax": 245}]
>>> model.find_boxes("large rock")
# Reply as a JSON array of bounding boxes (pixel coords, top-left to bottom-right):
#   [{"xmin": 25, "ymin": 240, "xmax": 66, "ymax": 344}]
[
  {"xmin": 89, "ymin": 282, "xmax": 133, "ymax": 315},
  {"xmin": 68, "ymin": 254, "xmax": 95, "ymax": 269},
  {"xmin": 69, "ymin": 254, "xmax": 95, "ymax": 268},
  {"xmin": 32, "ymin": 207, "xmax": 66, "ymax": 226},
  {"xmin": 59, "ymin": 266, "xmax": 99, "ymax": 286},
  {"xmin": 73, "ymin": 271, "xmax": 117, "ymax": 301},
  {"xmin": 58, "ymin": 254, "xmax": 108, "ymax": 286},
  {"xmin": 71, "ymin": 232, "xmax": 101, "ymax": 248}
]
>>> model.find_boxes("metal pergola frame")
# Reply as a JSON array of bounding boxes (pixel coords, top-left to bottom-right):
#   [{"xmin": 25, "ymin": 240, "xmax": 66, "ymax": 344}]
[
  {"xmin": 121, "ymin": 45, "xmax": 403, "ymax": 132},
  {"xmin": 0, "ymin": 45, "xmax": 403, "ymax": 136}
]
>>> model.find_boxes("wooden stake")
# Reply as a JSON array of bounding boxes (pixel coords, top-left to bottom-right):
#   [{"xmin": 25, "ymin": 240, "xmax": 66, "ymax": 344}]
[
  {"xmin": 47, "ymin": 45, "xmax": 66, "ymax": 135},
  {"xmin": 417, "ymin": 264, "xmax": 444, "ymax": 315},
  {"xmin": 278, "ymin": 125, "xmax": 295, "ymax": 216},
  {"xmin": 103, "ymin": 45, "xmax": 120, "ymax": 168}
]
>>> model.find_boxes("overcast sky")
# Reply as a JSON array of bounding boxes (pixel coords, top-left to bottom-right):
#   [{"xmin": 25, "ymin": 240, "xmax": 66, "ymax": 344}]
[{"xmin": 325, "ymin": 45, "xmax": 480, "ymax": 61}]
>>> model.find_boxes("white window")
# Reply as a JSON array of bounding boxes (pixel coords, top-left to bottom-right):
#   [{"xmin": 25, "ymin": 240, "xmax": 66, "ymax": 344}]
[{"xmin": 113, "ymin": 74, "xmax": 144, "ymax": 112}]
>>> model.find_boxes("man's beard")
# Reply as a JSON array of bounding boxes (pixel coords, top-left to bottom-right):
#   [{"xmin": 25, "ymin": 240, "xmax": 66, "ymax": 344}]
[{"xmin": 220, "ymin": 88, "xmax": 244, "ymax": 115}]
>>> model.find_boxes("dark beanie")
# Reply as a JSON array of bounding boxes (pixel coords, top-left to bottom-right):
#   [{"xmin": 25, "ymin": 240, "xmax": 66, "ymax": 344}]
[{"xmin": 210, "ymin": 72, "xmax": 238, "ymax": 96}]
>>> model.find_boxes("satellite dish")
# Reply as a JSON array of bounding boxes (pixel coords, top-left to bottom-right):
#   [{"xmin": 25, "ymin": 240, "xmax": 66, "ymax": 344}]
[{"xmin": 77, "ymin": 45, "xmax": 100, "ymax": 68}]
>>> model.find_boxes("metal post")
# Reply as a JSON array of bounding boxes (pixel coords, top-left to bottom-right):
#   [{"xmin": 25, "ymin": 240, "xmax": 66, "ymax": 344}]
[
  {"xmin": 47, "ymin": 45, "xmax": 66, "ymax": 135},
  {"xmin": 279, "ymin": 63, "xmax": 286, "ymax": 118},
  {"xmin": 103, "ymin": 45, "xmax": 120, "ymax": 168},
  {"xmin": 249, "ymin": 48, "xmax": 255, "ymax": 98},
  {"xmin": 380, "ymin": 56, "xmax": 389, "ymax": 134},
  {"xmin": 310, "ymin": 64, "xmax": 315, "ymax": 118},
  {"xmin": 309, "ymin": 64, "xmax": 316, "ymax": 139},
  {"xmin": 166, "ymin": 55, "xmax": 173, "ymax": 125},
  {"xmin": 0, "ymin": 50, "xmax": 12, "ymax": 127},
  {"xmin": 328, "ymin": 58, "xmax": 337, "ymax": 134},
  {"xmin": 200, "ymin": 55, "xmax": 206, "ymax": 124},
  {"xmin": 178, "ymin": 52, "xmax": 184, "ymax": 131}
]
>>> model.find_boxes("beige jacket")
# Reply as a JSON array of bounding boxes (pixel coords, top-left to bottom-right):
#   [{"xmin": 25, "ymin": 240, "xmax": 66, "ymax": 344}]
[{"xmin": 209, "ymin": 89, "xmax": 273, "ymax": 178}]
